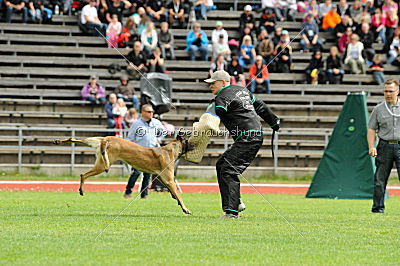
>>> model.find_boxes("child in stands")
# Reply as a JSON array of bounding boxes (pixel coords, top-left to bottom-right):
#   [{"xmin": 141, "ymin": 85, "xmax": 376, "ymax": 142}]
[{"xmin": 106, "ymin": 14, "xmax": 122, "ymax": 48}]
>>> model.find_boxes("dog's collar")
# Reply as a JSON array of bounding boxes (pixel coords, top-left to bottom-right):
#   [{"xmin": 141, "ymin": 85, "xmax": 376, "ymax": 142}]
[{"xmin": 177, "ymin": 139, "xmax": 190, "ymax": 159}]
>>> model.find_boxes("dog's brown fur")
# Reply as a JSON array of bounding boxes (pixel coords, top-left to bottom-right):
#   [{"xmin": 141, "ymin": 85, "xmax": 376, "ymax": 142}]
[{"xmin": 53, "ymin": 136, "xmax": 191, "ymax": 214}]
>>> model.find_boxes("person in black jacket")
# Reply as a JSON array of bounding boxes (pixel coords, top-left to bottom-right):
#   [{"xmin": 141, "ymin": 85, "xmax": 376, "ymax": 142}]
[
  {"xmin": 204, "ymin": 70, "xmax": 280, "ymax": 219},
  {"xmin": 239, "ymin": 5, "xmax": 256, "ymax": 33},
  {"xmin": 305, "ymin": 50, "xmax": 325, "ymax": 84},
  {"xmin": 358, "ymin": 22, "xmax": 375, "ymax": 62},
  {"xmin": 326, "ymin": 46, "xmax": 344, "ymax": 84}
]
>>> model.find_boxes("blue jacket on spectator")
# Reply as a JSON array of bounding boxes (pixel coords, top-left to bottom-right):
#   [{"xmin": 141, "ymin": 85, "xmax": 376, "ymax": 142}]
[
  {"xmin": 186, "ymin": 30, "xmax": 209, "ymax": 50},
  {"xmin": 105, "ymin": 103, "xmax": 116, "ymax": 119}
]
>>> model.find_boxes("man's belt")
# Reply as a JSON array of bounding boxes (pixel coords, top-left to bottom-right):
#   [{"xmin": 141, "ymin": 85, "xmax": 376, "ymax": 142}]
[{"xmin": 381, "ymin": 139, "xmax": 400, "ymax": 144}]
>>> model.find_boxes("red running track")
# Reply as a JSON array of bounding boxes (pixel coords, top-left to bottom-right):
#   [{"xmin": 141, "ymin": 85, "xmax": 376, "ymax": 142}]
[{"xmin": 1, "ymin": 180, "xmax": 400, "ymax": 195}]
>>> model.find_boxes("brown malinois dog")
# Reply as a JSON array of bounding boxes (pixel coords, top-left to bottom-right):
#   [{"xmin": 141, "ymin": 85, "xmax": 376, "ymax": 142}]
[{"xmin": 53, "ymin": 135, "xmax": 194, "ymax": 214}]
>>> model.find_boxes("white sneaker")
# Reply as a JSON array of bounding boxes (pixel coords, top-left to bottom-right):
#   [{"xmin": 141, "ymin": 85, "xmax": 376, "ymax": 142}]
[{"xmin": 238, "ymin": 199, "xmax": 246, "ymax": 212}]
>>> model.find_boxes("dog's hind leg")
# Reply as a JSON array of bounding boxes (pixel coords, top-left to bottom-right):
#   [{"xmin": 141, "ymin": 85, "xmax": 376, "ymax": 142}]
[
  {"xmin": 79, "ymin": 157, "xmax": 106, "ymax": 196},
  {"xmin": 160, "ymin": 170, "xmax": 191, "ymax": 215}
]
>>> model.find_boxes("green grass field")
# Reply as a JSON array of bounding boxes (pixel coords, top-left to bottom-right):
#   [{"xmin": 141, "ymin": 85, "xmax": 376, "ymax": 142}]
[{"xmin": 1, "ymin": 191, "xmax": 400, "ymax": 264}]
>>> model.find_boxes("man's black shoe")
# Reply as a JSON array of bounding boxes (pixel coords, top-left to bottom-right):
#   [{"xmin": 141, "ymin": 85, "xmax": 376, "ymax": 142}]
[{"xmin": 372, "ymin": 209, "xmax": 384, "ymax": 213}]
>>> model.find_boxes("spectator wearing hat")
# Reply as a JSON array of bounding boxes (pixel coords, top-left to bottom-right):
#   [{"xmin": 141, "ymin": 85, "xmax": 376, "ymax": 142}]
[
  {"xmin": 274, "ymin": 30, "xmax": 292, "ymax": 72},
  {"xmin": 81, "ymin": 75, "xmax": 106, "ymax": 105},
  {"xmin": 167, "ymin": 0, "xmax": 186, "ymax": 28},
  {"xmin": 80, "ymin": 0, "xmax": 107, "ymax": 36},
  {"xmin": 186, "ymin": 22, "xmax": 209, "ymax": 61},
  {"xmin": 212, "ymin": 34, "xmax": 231, "ymax": 60},
  {"xmin": 249, "ymin": 55, "xmax": 271, "ymax": 94},
  {"xmin": 114, "ymin": 75, "xmax": 140, "ymax": 111},
  {"xmin": 301, "ymin": 13, "xmax": 322, "ymax": 52},
  {"xmin": 211, "ymin": 21, "xmax": 229, "ymax": 46},
  {"xmin": 145, "ymin": 0, "xmax": 167, "ymax": 23},
  {"xmin": 194, "ymin": 0, "xmax": 214, "ymax": 20},
  {"xmin": 4, "ymin": 0, "xmax": 28, "ymax": 23},
  {"xmin": 259, "ymin": 7, "xmax": 277, "ymax": 34},
  {"xmin": 238, "ymin": 35, "xmax": 256, "ymax": 68},
  {"xmin": 227, "ymin": 56, "xmax": 246, "ymax": 87},
  {"xmin": 158, "ymin": 22, "xmax": 176, "ymax": 60},
  {"xmin": 322, "ymin": 5, "xmax": 341, "ymax": 32},
  {"xmin": 240, "ymin": 5, "xmax": 256, "ymax": 33}
]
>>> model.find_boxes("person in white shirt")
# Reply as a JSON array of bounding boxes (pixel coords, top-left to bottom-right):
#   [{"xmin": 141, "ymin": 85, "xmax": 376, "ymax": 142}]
[
  {"xmin": 81, "ymin": 0, "xmax": 107, "ymax": 36},
  {"xmin": 211, "ymin": 21, "xmax": 229, "ymax": 45}
]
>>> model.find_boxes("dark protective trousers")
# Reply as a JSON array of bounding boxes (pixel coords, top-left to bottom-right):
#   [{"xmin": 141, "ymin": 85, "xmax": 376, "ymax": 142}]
[
  {"xmin": 125, "ymin": 169, "xmax": 151, "ymax": 198},
  {"xmin": 372, "ymin": 140, "xmax": 400, "ymax": 212},
  {"xmin": 216, "ymin": 137, "xmax": 263, "ymax": 214}
]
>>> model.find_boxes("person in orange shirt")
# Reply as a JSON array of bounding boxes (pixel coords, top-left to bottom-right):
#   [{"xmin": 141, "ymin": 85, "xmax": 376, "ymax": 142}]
[
  {"xmin": 248, "ymin": 55, "xmax": 270, "ymax": 94},
  {"xmin": 322, "ymin": 5, "xmax": 341, "ymax": 31}
]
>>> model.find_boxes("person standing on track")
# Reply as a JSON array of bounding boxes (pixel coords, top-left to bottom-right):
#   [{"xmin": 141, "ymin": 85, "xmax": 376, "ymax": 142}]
[
  {"xmin": 204, "ymin": 70, "xmax": 280, "ymax": 219},
  {"xmin": 368, "ymin": 79, "xmax": 400, "ymax": 214}
]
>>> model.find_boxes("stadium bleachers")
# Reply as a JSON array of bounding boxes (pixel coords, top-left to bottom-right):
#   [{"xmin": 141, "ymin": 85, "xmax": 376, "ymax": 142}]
[{"xmin": 0, "ymin": 1, "xmax": 397, "ymax": 177}]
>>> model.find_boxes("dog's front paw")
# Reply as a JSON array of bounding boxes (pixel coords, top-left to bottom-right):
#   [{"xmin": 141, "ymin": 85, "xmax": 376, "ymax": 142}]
[
  {"xmin": 183, "ymin": 208, "xmax": 192, "ymax": 215},
  {"xmin": 79, "ymin": 188, "xmax": 84, "ymax": 196},
  {"xmin": 53, "ymin": 139, "xmax": 60, "ymax": 145}
]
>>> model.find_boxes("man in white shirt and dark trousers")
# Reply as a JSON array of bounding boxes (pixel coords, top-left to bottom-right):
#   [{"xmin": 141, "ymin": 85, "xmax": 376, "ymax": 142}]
[
  {"xmin": 124, "ymin": 104, "xmax": 167, "ymax": 199},
  {"xmin": 81, "ymin": 0, "xmax": 107, "ymax": 36}
]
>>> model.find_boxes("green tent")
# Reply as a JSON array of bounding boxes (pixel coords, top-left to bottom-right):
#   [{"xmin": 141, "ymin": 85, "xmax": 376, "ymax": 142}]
[{"xmin": 306, "ymin": 92, "xmax": 375, "ymax": 199}]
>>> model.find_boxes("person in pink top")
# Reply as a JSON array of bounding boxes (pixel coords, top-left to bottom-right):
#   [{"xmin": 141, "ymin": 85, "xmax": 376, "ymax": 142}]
[
  {"xmin": 385, "ymin": 9, "xmax": 399, "ymax": 42},
  {"xmin": 382, "ymin": 0, "xmax": 398, "ymax": 17},
  {"xmin": 371, "ymin": 8, "xmax": 387, "ymax": 43},
  {"xmin": 81, "ymin": 75, "xmax": 106, "ymax": 105},
  {"xmin": 339, "ymin": 26, "xmax": 352, "ymax": 53},
  {"xmin": 106, "ymin": 14, "xmax": 122, "ymax": 48}
]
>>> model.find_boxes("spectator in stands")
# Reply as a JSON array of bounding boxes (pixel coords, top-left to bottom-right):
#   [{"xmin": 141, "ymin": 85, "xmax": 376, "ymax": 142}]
[
  {"xmin": 339, "ymin": 26, "xmax": 353, "ymax": 53},
  {"xmin": 137, "ymin": 7, "xmax": 150, "ymax": 36},
  {"xmin": 259, "ymin": 8, "xmax": 277, "ymax": 34},
  {"xmin": 322, "ymin": 5, "xmax": 341, "ymax": 32},
  {"xmin": 297, "ymin": 0, "xmax": 309, "ymax": 13},
  {"xmin": 212, "ymin": 33, "xmax": 231, "ymax": 61},
  {"xmin": 305, "ymin": 50, "xmax": 325, "ymax": 85},
  {"xmin": 369, "ymin": 54, "xmax": 385, "ymax": 85},
  {"xmin": 97, "ymin": 0, "xmax": 108, "ymax": 23},
  {"xmin": 113, "ymin": 98, "xmax": 128, "ymax": 136},
  {"xmin": 145, "ymin": 0, "xmax": 167, "ymax": 23},
  {"xmin": 354, "ymin": 6, "xmax": 372, "ymax": 29},
  {"xmin": 301, "ymin": 14, "xmax": 322, "ymax": 52},
  {"xmin": 194, "ymin": 0, "xmax": 214, "ymax": 20},
  {"xmin": 371, "ymin": 8, "xmax": 387, "ymax": 43},
  {"xmin": 280, "ymin": 0, "xmax": 297, "ymax": 21},
  {"xmin": 126, "ymin": 41, "xmax": 148, "ymax": 79},
  {"xmin": 211, "ymin": 21, "xmax": 229, "ymax": 46},
  {"xmin": 274, "ymin": 30, "xmax": 292, "ymax": 72},
  {"xmin": 385, "ymin": 9, "xmax": 398, "ymax": 42},
  {"xmin": 348, "ymin": 0, "xmax": 363, "ymax": 21},
  {"xmin": 105, "ymin": 93, "xmax": 118, "ymax": 129},
  {"xmin": 149, "ymin": 47, "xmax": 166, "ymax": 73},
  {"xmin": 385, "ymin": 26, "xmax": 400, "ymax": 65},
  {"xmin": 319, "ymin": 0, "xmax": 332, "ymax": 20},
  {"xmin": 106, "ymin": 14, "xmax": 122, "ymax": 48},
  {"xmin": 262, "ymin": 0, "xmax": 284, "ymax": 21},
  {"xmin": 168, "ymin": 0, "xmax": 186, "ymax": 28},
  {"xmin": 344, "ymin": 33, "xmax": 366, "ymax": 74},
  {"xmin": 105, "ymin": 0, "xmax": 132, "ymax": 23},
  {"xmin": 258, "ymin": 34, "xmax": 274, "ymax": 67},
  {"xmin": 239, "ymin": 26, "xmax": 256, "ymax": 47},
  {"xmin": 186, "ymin": 22, "xmax": 209, "ymax": 61},
  {"xmin": 239, "ymin": 5, "xmax": 256, "ymax": 33},
  {"xmin": 334, "ymin": 15, "xmax": 351, "ymax": 40},
  {"xmin": 337, "ymin": 0, "xmax": 350, "ymax": 18},
  {"xmin": 130, "ymin": 0, "xmax": 145, "ymax": 13},
  {"xmin": 118, "ymin": 17, "xmax": 139, "ymax": 48},
  {"xmin": 382, "ymin": 0, "xmax": 398, "ymax": 17},
  {"xmin": 249, "ymin": 55, "xmax": 271, "ymax": 94},
  {"xmin": 125, "ymin": 108, "xmax": 138, "ymax": 128},
  {"xmin": 227, "ymin": 56, "xmax": 246, "ymax": 87},
  {"xmin": 238, "ymin": 35, "xmax": 256, "ymax": 68},
  {"xmin": 141, "ymin": 22, "xmax": 158, "ymax": 57},
  {"xmin": 305, "ymin": 0, "xmax": 320, "ymax": 24},
  {"xmin": 158, "ymin": 22, "xmax": 175, "ymax": 60},
  {"xmin": 114, "ymin": 74, "xmax": 140, "ymax": 111},
  {"xmin": 272, "ymin": 26, "xmax": 283, "ymax": 46},
  {"xmin": 256, "ymin": 28, "xmax": 269, "ymax": 45},
  {"xmin": 358, "ymin": 22, "xmax": 375, "ymax": 63},
  {"xmin": 5, "ymin": 0, "xmax": 28, "ymax": 23},
  {"xmin": 326, "ymin": 46, "xmax": 344, "ymax": 84},
  {"xmin": 81, "ymin": 0, "xmax": 107, "ymax": 37},
  {"xmin": 28, "ymin": 0, "xmax": 44, "ymax": 23},
  {"xmin": 209, "ymin": 54, "xmax": 228, "ymax": 77},
  {"xmin": 81, "ymin": 75, "xmax": 106, "ymax": 105}
]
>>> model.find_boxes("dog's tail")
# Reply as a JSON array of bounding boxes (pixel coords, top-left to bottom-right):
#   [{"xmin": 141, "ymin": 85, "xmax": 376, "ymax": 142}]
[{"xmin": 100, "ymin": 139, "xmax": 110, "ymax": 172}]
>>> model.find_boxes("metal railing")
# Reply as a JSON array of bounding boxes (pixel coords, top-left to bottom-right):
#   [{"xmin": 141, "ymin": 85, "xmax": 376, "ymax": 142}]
[{"xmin": 0, "ymin": 126, "xmax": 332, "ymax": 174}]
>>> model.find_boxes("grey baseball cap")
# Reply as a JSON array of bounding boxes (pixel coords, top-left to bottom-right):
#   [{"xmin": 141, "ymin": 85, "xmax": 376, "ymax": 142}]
[{"xmin": 204, "ymin": 70, "xmax": 231, "ymax": 83}]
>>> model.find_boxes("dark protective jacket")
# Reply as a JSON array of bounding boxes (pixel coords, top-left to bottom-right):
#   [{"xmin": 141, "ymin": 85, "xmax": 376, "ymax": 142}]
[{"xmin": 210, "ymin": 85, "xmax": 279, "ymax": 141}]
